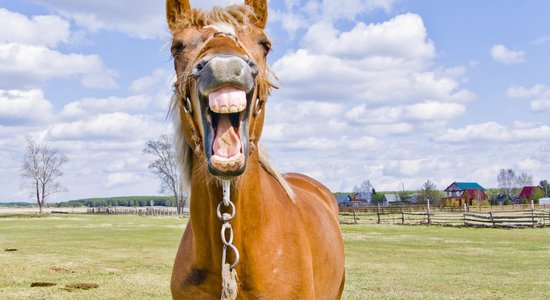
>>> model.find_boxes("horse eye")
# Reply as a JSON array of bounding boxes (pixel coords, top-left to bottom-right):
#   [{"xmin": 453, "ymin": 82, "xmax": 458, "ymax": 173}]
[
  {"xmin": 171, "ymin": 41, "xmax": 185, "ymax": 56},
  {"xmin": 258, "ymin": 39, "xmax": 271, "ymax": 56}
]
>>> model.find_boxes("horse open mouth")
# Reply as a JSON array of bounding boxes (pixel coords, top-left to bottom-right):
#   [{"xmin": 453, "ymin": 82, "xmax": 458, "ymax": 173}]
[{"xmin": 202, "ymin": 85, "xmax": 251, "ymax": 177}]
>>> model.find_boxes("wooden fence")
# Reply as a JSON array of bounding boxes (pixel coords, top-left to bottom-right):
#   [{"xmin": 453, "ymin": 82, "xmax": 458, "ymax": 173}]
[
  {"xmin": 339, "ymin": 203, "xmax": 550, "ymax": 228},
  {"xmin": 87, "ymin": 206, "xmax": 185, "ymax": 217}
]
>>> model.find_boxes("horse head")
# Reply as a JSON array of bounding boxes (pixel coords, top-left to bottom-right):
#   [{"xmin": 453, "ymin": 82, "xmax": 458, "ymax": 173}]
[{"xmin": 167, "ymin": 0, "xmax": 274, "ymax": 179}]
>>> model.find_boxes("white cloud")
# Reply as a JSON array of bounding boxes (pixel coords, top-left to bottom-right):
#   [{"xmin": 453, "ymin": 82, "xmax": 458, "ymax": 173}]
[
  {"xmin": 60, "ymin": 95, "xmax": 151, "ymax": 120},
  {"xmin": 302, "ymin": 14, "xmax": 434, "ymax": 61},
  {"xmin": 0, "ymin": 89, "xmax": 54, "ymax": 125},
  {"xmin": 105, "ymin": 172, "xmax": 144, "ymax": 188},
  {"xmin": 271, "ymin": 0, "xmax": 396, "ymax": 36},
  {"xmin": 506, "ymin": 84, "xmax": 550, "ymax": 112},
  {"xmin": 0, "ymin": 43, "xmax": 117, "ymax": 89},
  {"xmin": 434, "ymin": 122, "xmax": 550, "ymax": 143},
  {"xmin": 29, "ymin": 0, "xmax": 239, "ymax": 39},
  {"xmin": 48, "ymin": 112, "xmax": 163, "ymax": 141},
  {"xmin": 0, "ymin": 8, "xmax": 70, "ymax": 48},
  {"xmin": 490, "ymin": 44, "xmax": 525, "ymax": 64},
  {"xmin": 273, "ymin": 14, "xmax": 471, "ymax": 106}
]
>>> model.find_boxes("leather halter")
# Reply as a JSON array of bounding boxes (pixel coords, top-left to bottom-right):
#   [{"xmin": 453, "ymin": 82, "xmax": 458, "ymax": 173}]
[{"xmin": 175, "ymin": 29, "xmax": 265, "ymax": 157}]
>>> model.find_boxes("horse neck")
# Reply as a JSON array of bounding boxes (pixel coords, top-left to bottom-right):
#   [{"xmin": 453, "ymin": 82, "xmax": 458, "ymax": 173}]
[{"xmin": 188, "ymin": 151, "xmax": 264, "ymax": 268}]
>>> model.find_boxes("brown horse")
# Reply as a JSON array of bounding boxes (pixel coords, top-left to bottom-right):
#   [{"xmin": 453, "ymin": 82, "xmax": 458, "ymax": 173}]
[{"xmin": 166, "ymin": 0, "xmax": 345, "ymax": 299}]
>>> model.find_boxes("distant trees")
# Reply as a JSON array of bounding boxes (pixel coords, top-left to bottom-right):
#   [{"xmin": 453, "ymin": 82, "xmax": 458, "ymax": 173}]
[
  {"xmin": 497, "ymin": 168, "xmax": 534, "ymax": 199},
  {"xmin": 353, "ymin": 180, "xmax": 373, "ymax": 203},
  {"xmin": 20, "ymin": 136, "xmax": 68, "ymax": 214},
  {"xmin": 419, "ymin": 180, "xmax": 441, "ymax": 204},
  {"xmin": 143, "ymin": 134, "xmax": 187, "ymax": 214},
  {"xmin": 539, "ymin": 180, "xmax": 549, "ymax": 197},
  {"xmin": 497, "ymin": 169, "xmax": 516, "ymax": 198}
]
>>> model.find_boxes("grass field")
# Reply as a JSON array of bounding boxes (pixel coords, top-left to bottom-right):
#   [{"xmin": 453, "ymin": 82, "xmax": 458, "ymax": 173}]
[{"xmin": 1, "ymin": 214, "xmax": 550, "ymax": 299}]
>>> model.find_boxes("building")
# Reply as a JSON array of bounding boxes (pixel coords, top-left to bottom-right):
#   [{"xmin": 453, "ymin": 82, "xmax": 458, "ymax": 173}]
[
  {"xmin": 518, "ymin": 186, "xmax": 543, "ymax": 202},
  {"xmin": 382, "ymin": 194, "xmax": 401, "ymax": 206},
  {"xmin": 442, "ymin": 182, "xmax": 488, "ymax": 207}
]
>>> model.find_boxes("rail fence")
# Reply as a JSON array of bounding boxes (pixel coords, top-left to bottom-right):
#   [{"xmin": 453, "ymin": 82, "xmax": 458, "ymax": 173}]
[
  {"xmin": 87, "ymin": 206, "xmax": 186, "ymax": 217},
  {"xmin": 339, "ymin": 203, "xmax": 550, "ymax": 228}
]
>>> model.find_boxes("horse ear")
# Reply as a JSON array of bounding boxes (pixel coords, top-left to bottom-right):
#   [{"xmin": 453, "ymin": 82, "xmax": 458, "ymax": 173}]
[
  {"xmin": 244, "ymin": 0, "xmax": 268, "ymax": 29},
  {"xmin": 166, "ymin": 0, "xmax": 191, "ymax": 31}
]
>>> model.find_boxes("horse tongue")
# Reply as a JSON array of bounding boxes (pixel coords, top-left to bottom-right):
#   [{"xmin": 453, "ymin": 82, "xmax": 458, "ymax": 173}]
[{"xmin": 213, "ymin": 116, "xmax": 241, "ymax": 158}]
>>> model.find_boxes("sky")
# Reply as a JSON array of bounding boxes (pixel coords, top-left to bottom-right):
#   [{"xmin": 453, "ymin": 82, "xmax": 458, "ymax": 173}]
[{"xmin": 1, "ymin": 0, "xmax": 550, "ymax": 202}]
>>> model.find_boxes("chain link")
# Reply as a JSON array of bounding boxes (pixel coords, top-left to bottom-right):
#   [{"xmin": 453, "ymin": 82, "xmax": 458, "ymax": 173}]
[{"xmin": 217, "ymin": 180, "xmax": 240, "ymax": 270}]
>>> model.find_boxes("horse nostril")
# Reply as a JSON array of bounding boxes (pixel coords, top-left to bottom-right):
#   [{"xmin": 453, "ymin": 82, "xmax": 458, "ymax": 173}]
[{"xmin": 248, "ymin": 61, "xmax": 258, "ymax": 76}]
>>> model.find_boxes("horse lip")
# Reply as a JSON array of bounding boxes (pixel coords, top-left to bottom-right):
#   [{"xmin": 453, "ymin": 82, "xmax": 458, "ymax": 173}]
[{"xmin": 198, "ymin": 89, "xmax": 252, "ymax": 178}]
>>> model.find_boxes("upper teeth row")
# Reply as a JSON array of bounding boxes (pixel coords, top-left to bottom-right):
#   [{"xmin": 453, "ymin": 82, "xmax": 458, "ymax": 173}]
[{"xmin": 210, "ymin": 104, "xmax": 246, "ymax": 114}]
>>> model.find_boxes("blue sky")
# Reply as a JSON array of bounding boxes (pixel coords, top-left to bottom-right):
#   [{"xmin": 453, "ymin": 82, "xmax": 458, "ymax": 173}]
[{"xmin": 1, "ymin": 0, "xmax": 550, "ymax": 202}]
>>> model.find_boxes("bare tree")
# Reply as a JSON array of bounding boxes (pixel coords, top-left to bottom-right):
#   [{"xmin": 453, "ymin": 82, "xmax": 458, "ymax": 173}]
[
  {"xmin": 516, "ymin": 172, "xmax": 533, "ymax": 188},
  {"xmin": 20, "ymin": 136, "xmax": 68, "ymax": 214},
  {"xmin": 144, "ymin": 134, "xmax": 186, "ymax": 214},
  {"xmin": 353, "ymin": 180, "xmax": 373, "ymax": 203},
  {"xmin": 497, "ymin": 168, "xmax": 516, "ymax": 197}
]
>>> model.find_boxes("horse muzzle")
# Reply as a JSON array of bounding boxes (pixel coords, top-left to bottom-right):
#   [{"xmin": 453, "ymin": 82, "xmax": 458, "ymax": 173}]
[{"xmin": 193, "ymin": 54, "xmax": 258, "ymax": 177}]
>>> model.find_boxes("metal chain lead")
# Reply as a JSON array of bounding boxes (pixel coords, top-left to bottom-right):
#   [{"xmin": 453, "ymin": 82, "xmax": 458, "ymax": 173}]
[{"xmin": 217, "ymin": 180, "xmax": 240, "ymax": 269}]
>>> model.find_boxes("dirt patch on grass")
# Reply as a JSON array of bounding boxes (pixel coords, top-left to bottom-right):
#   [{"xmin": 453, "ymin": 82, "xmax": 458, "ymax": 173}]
[
  {"xmin": 64, "ymin": 283, "xmax": 100, "ymax": 291},
  {"xmin": 50, "ymin": 266, "xmax": 74, "ymax": 273},
  {"xmin": 31, "ymin": 282, "xmax": 57, "ymax": 287}
]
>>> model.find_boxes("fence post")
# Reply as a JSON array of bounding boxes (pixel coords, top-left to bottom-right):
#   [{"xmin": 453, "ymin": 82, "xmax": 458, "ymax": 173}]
[
  {"xmin": 427, "ymin": 199, "xmax": 431, "ymax": 225},
  {"xmin": 463, "ymin": 203, "xmax": 467, "ymax": 226},
  {"xmin": 531, "ymin": 200, "xmax": 536, "ymax": 228},
  {"xmin": 376, "ymin": 204, "xmax": 381, "ymax": 224},
  {"xmin": 489, "ymin": 212, "xmax": 495, "ymax": 228},
  {"xmin": 352, "ymin": 209, "xmax": 357, "ymax": 224},
  {"xmin": 401, "ymin": 207, "xmax": 405, "ymax": 225}
]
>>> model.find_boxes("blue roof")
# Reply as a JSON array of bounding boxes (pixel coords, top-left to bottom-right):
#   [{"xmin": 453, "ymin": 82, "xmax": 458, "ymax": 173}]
[{"xmin": 454, "ymin": 182, "xmax": 485, "ymax": 190}]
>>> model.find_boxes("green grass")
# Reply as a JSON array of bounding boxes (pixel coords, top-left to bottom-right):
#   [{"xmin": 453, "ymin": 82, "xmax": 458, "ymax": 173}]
[{"xmin": 1, "ymin": 215, "xmax": 550, "ymax": 299}]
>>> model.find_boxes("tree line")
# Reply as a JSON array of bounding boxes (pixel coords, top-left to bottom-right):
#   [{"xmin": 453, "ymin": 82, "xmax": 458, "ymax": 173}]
[{"xmin": 19, "ymin": 135, "xmax": 187, "ymax": 213}]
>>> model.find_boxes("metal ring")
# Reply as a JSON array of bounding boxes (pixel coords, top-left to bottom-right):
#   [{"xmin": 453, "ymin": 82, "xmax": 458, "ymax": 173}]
[
  {"xmin": 182, "ymin": 96, "xmax": 193, "ymax": 114},
  {"xmin": 220, "ymin": 223, "xmax": 233, "ymax": 246},
  {"xmin": 222, "ymin": 244, "xmax": 240, "ymax": 269},
  {"xmin": 216, "ymin": 201, "xmax": 235, "ymax": 221},
  {"xmin": 254, "ymin": 98, "xmax": 263, "ymax": 116}
]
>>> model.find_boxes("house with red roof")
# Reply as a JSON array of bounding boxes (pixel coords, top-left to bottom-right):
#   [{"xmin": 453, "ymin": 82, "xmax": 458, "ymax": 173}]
[
  {"xmin": 442, "ymin": 181, "xmax": 488, "ymax": 207},
  {"xmin": 518, "ymin": 186, "xmax": 543, "ymax": 202}
]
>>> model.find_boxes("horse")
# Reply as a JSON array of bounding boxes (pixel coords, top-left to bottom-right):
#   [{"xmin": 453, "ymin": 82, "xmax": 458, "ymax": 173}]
[{"xmin": 166, "ymin": 1, "xmax": 345, "ymax": 299}]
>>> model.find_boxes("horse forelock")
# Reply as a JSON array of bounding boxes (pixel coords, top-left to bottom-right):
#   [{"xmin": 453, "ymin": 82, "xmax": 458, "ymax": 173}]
[{"xmin": 172, "ymin": 5, "xmax": 256, "ymax": 32}]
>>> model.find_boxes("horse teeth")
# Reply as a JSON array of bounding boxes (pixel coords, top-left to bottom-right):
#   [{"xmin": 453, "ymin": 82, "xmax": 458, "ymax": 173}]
[
  {"xmin": 239, "ymin": 104, "xmax": 246, "ymax": 111},
  {"xmin": 211, "ymin": 105, "xmax": 220, "ymax": 113},
  {"xmin": 222, "ymin": 162, "xmax": 228, "ymax": 168},
  {"xmin": 229, "ymin": 161, "xmax": 236, "ymax": 167},
  {"xmin": 220, "ymin": 106, "xmax": 229, "ymax": 114},
  {"xmin": 229, "ymin": 105, "xmax": 238, "ymax": 113}
]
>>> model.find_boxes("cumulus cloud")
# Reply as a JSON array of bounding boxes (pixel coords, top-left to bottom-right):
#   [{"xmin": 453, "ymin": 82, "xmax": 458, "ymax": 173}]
[
  {"xmin": 0, "ymin": 43, "xmax": 117, "ymax": 89},
  {"xmin": 48, "ymin": 112, "xmax": 163, "ymax": 141},
  {"xmin": 507, "ymin": 84, "xmax": 550, "ymax": 112},
  {"xmin": 271, "ymin": 0, "xmax": 396, "ymax": 36},
  {"xmin": 0, "ymin": 8, "xmax": 70, "ymax": 48},
  {"xmin": 490, "ymin": 44, "xmax": 525, "ymax": 64},
  {"xmin": 59, "ymin": 95, "xmax": 151, "ymax": 120},
  {"xmin": 434, "ymin": 122, "xmax": 550, "ymax": 143},
  {"xmin": 30, "ymin": 0, "xmax": 239, "ymax": 39},
  {"xmin": 105, "ymin": 172, "xmax": 144, "ymax": 188},
  {"xmin": 273, "ymin": 14, "xmax": 472, "ymax": 105},
  {"xmin": 0, "ymin": 89, "xmax": 54, "ymax": 125}
]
